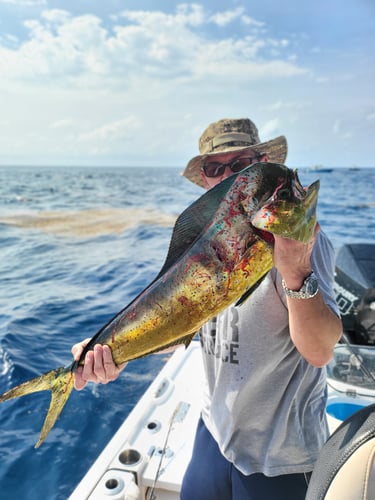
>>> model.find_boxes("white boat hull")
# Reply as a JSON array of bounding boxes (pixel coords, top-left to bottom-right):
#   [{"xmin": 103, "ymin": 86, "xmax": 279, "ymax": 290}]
[
  {"xmin": 69, "ymin": 342, "xmax": 204, "ymax": 500},
  {"xmin": 69, "ymin": 341, "xmax": 375, "ymax": 500}
]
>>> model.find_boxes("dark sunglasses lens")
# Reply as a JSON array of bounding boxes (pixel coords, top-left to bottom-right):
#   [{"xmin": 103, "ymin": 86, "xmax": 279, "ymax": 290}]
[
  {"xmin": 203, "ymin": 162, "xmax": 225, "ymax": 177},
  {"xmin": 230, "ymin": 158, "xmax": 252, "ymax": 172}
]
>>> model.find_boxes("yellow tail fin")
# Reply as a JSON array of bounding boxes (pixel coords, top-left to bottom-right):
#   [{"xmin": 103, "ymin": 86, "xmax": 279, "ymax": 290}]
[{"xmin": 0, "ymin": 367, "xmax": 74, "ymax": 447}]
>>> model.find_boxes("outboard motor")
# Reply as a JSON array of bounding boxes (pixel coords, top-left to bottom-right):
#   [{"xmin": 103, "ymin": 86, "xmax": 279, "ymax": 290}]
[{"xmin": 334, "ymin": 244, "xmax": 375, "ymax": 345}]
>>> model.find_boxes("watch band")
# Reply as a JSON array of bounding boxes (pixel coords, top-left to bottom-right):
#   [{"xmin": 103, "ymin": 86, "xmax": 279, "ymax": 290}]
[{"xmin": 281, "ymin": 272, "xmax": 319, "ymax": 299}]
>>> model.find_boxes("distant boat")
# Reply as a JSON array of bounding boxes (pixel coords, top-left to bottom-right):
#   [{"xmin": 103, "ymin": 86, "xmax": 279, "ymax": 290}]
[{"xmin": 310, "ymin": 165, "xmax": 334, "ymax": 173}]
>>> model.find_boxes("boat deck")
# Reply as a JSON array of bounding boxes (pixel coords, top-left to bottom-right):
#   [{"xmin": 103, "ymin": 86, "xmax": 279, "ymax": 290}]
[
  {"xmin": 69, "ymin": 342, "xmax": 204, "ymax": 500},
  {"xmin": 69, "ymin": 341, "xmax": 375, "ymax": 500}
]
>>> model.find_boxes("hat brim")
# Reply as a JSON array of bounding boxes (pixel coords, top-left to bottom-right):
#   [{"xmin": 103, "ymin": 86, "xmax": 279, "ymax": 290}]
[{"xmin": 182, "ymin": 135, "xmax": 288, "ymax": 188}]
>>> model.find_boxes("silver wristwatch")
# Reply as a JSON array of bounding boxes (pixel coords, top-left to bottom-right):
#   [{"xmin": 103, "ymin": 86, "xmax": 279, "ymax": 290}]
[{"xmin": 281, "ymin": 272, "xmax": 319, "ymax": 299}]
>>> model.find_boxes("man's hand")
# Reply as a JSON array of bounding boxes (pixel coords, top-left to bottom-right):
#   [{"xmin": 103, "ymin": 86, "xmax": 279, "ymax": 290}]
[
  {"xmin": 71, "ymin": 339, "xmax": 127, "ymax": 391},
  {"xmin": 273, "ymin": 222, "xmax": 320, "ymax": 290},
  {"xmin": 272, "ymin": 222, "xmax": 342, "ymax": 367}
]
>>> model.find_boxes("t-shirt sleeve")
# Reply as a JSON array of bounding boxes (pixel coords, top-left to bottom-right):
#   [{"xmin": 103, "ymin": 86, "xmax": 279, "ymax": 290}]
[{"xmin": 311, "ymin": 230, "xmax": 341, "ymax": 317}]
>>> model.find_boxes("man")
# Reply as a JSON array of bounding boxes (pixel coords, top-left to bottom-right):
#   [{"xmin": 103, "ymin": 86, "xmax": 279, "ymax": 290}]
[{"xmin": 72, "ymin": 118, "xmax": 342, "ymax": 499}]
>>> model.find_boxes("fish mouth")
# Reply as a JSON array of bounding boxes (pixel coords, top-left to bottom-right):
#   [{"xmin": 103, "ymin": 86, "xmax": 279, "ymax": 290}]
[{"xmin": 250, "ymin": 175, "xmax": 320, "ymax": 244}]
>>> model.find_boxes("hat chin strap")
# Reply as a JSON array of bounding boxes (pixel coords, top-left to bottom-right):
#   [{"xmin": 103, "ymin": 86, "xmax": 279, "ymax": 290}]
[{"xmin": 211, "ymin": 132, "xmax": 253, "ymax": 150}]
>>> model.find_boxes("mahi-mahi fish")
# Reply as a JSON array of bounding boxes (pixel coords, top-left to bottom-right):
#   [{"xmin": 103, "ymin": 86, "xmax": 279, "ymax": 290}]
[{"xmin": 0, "ymin": 162, "xmax": 319, "ymax": 447}]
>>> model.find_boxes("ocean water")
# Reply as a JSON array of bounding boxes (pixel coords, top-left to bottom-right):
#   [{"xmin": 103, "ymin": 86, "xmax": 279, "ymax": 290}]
[{"xmin": 0, "ymin": 165, "xmax": 374, "ymax": 499}]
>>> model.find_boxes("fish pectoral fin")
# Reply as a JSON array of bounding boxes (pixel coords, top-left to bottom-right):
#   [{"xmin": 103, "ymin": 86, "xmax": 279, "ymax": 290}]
[
  {"xmin": 181, "ymin": 332, "xmax": 197, "ymax": 349},
  {"xmin": 235, "ymin": 273, "xmax": 268, "ymax": 307},
  {"xmin": 0, "ymin": 366, "xmax": 75, "ymax": 448},
  {"xmin": 155, "ymin": 332, "xmax": 198, "ymax": 355},
  {"xmin": 167, "ymin": 332, "xmax": 196, "ymax": 350}
]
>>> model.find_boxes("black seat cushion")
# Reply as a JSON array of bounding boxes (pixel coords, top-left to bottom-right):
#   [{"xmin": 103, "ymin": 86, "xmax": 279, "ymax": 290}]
[{"xmin": 306, "ymin": 403, "xmax": 375, "ymax": 500}]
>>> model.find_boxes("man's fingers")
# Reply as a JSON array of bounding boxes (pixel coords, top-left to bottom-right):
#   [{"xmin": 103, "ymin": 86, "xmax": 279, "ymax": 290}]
[
  {"xmin": 74, "ymin": 366, "xmax": 87, "ymax": 391},
  {"xmin": 92, "ymin": 344, "xmax": 108, "ymax": 383},
  {"xmin": 81, "ymin": 350, "xmax": 96, "ymax": 380},
  {"xmin": 71, "ymin": 337, "xmax": 91, "ymax": 361},
  {"xmin": 102, "ymin": 345, "xmax": 119, "ymax": 381},
  {"xmin": 73, "ymin": 342, "xmax": 126, "ymax": 389},
  {"xmin": 86, "ymin": 345, "xmax": 117, "ymax": 383}
]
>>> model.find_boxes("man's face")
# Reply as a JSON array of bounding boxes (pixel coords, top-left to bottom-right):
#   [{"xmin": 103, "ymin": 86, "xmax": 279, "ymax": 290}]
[{"xmin": 200, "ymin": 151, "xmax": 268, "ymax": 190}]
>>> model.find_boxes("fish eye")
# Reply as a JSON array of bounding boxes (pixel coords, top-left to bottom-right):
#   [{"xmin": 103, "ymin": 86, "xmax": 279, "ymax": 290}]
[{"xmin": 277, "ymin": 188, "xmax": 291, "ymax": 200}]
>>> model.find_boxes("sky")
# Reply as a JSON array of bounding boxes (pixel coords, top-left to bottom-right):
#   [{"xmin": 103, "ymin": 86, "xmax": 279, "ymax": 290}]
[{"xmin": 0, "ymin": 0, "xmax": 374, "ymax": 168}]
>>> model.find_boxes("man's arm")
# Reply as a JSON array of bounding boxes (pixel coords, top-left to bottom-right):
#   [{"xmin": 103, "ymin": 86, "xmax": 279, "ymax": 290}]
[
  {"xmin": 71, "ymin": 340, "xmax": 179, "ymax": 390},
  {"xmin": 273, "ymin": 224, "xmax": 342, "ymax": 367}
]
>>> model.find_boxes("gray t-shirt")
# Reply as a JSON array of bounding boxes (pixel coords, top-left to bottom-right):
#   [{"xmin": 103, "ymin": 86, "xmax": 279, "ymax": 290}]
[{"xmin": 199, "ymin": 230, "xmax": 340, "ymax": 476}]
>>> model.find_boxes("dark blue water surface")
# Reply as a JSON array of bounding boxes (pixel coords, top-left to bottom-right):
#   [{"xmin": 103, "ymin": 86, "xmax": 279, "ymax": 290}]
[{"xmin": 0, "ymin": 166, "xmax": 374, "ymax": 499}]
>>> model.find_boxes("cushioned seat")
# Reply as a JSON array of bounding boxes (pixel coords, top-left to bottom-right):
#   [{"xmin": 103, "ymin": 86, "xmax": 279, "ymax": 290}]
[{"xmin": 306, "ymin": 404, "xmax": 375, "ymax": 499}]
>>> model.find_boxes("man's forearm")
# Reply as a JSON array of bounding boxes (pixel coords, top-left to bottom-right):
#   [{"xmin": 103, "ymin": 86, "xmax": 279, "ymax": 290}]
[{"xmin": 287, "ymin": 292, "xmax": 342, "ymax": 367}]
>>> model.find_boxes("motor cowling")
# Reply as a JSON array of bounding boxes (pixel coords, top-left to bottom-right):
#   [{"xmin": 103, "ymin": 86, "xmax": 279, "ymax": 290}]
[{"xmin": 334, "ymin": 244, "xmax": 375, "ymax": 345}]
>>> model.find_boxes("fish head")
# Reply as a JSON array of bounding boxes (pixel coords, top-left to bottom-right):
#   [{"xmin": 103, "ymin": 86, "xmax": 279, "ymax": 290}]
[{"xmin": 244, "ymin": 163, "xmax": 320, "ymax": 244}]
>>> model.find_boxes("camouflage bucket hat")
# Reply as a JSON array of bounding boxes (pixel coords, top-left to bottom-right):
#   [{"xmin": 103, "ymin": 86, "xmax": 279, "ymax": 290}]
[{"xmin": 182, "ymin": 118, "xmax": 288, "ymax": 188}]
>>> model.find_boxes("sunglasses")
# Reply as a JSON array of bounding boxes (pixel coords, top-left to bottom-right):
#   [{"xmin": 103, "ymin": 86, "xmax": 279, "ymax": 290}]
[{"xmin": 202, "ymin": 154, "xmax": 265, "ymax": 178}]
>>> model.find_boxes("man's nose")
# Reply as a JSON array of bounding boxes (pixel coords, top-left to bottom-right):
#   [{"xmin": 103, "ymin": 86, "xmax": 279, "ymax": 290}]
[{"xmin": 221, "ymin": 165, "xmax": 234, "ymax": 179}]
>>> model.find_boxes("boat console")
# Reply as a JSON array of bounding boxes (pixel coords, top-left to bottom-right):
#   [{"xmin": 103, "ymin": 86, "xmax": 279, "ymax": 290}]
[
  {"xmin": 334, "ymin": 243, "xmax": 375, "ymax": 345},
  {"xmin": 325, "ymin": 243, "xmax": 375, "ymax": 438}
]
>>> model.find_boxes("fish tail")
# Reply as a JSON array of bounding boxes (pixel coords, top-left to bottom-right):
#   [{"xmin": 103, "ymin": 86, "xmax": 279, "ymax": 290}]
[{"xmin": 0, "ymin": 366, "xmax": 74, "ymax": 448}]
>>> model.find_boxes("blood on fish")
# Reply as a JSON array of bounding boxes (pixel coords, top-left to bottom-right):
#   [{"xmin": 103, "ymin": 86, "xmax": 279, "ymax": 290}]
[{"xmin": 178, "ymin": 296, "xmax": 189, "ymax": 306}]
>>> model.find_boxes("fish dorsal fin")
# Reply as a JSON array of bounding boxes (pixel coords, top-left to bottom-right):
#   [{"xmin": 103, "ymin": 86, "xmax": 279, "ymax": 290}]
[
  {"xmin": 78, "ymin": 175, "xmax": 238, "ymax": 355},
  {"xmin": 155, "ymin": 175, "xmax": 237, "ymax": 279}
]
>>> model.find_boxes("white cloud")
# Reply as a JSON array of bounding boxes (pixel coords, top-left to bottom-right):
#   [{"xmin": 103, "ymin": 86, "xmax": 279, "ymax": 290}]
[
  {"xmin": 333, "ymin": 119, "xmax": 341, "ymax": 135},
  {"xmin": 50, "ymin": 118, "xmax": 74, "ymax": 129},
  {"xmin": 316, "ymin": 76, "xmax": 330, "ymax": 83},
  {"xmin": 241, "ymin": 15, "xmax": 265, "ymax": 28},
  {"xmin": 78, "ymin": 117, "xmax": 142, "ymax": 154},
  {"xmin": 41, "ymin": 9, "xmax": 71, "ymax": 23},
  {"xmin": 260, "ymin": 118, "xmax": 281, "ymax": 139},
  {"xmin": 267, "ymin": 101, "xmax": 311, "ymax": 111},
  {"xmin": 332, "ymin": 119, "xmax": 352, "ymax": 140},
  {"xmin": 0, "ymin": 5, "xmax": 307, "ymax": 87},
  {"xmin": 0, "ymin": 0, "xmax": 45, "ymax": 4},
  {"xmin": 210, "ymin": 7, "xmax": 245, "ymax": 27},
  {"xmin": 0, "ymin": 2, "xmax": 372, "ymax": 167}
]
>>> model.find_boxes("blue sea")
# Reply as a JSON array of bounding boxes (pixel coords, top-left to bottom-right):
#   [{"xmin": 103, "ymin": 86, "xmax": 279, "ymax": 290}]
[{"xmin": 0, "ymin": 165, "xmax": 374, "ymax": 499}]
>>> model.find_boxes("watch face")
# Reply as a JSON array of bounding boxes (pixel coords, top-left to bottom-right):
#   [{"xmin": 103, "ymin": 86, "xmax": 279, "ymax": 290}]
[
  {"xmin": 305, "ymin": 275, "xmax": 318, "ymax": 295},
  {"xmin": 281, "ymin": 273, "xmax": 318, "ymax": 299}
]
